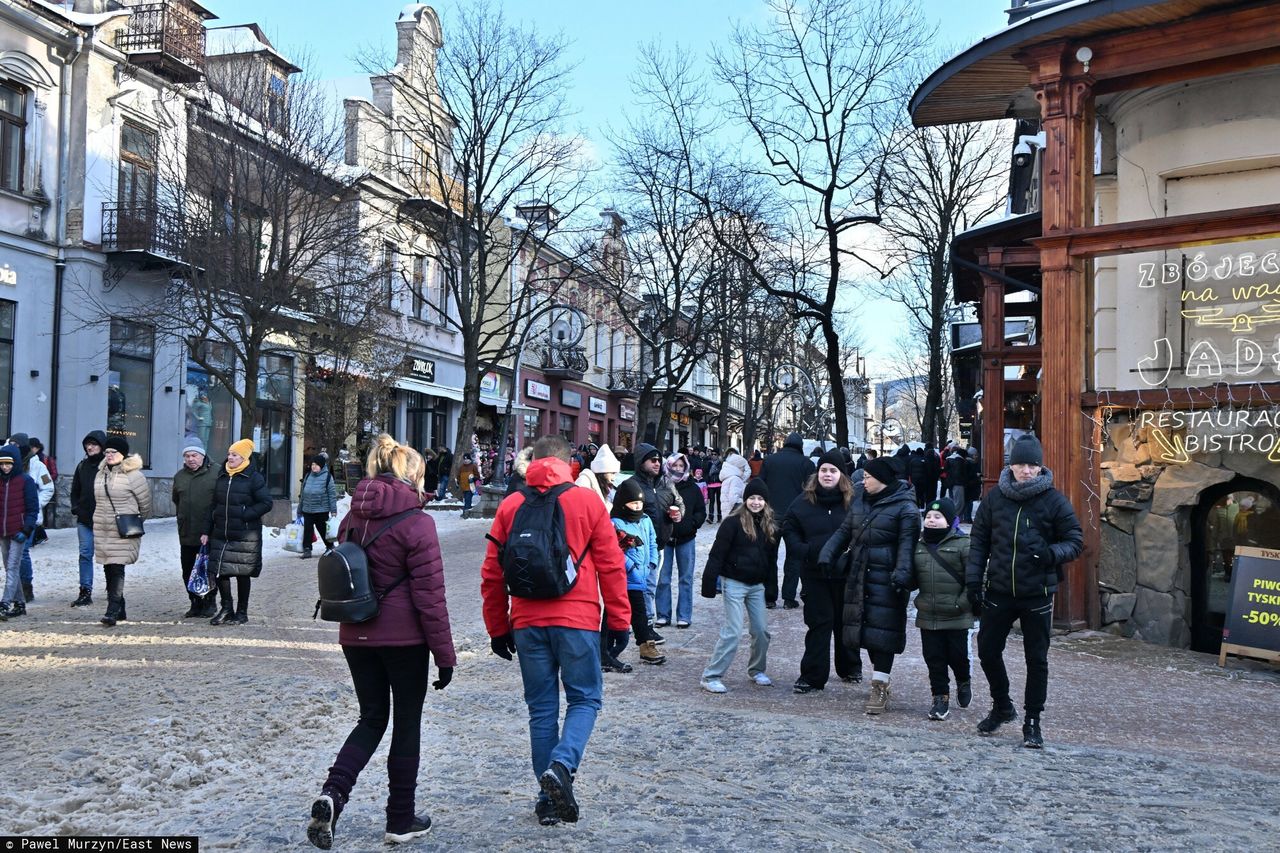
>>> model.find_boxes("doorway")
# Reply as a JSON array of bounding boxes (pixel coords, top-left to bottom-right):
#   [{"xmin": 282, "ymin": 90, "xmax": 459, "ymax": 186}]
[{"xmin": 1188, "ymin": 476, "xmax": 1280, "ymax": 653}]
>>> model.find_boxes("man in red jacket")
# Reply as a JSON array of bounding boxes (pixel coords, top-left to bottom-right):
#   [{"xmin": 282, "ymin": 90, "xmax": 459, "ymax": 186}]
[{"xmin": 481, "ymin": 435, "xmax": 630, "ymax": 827}]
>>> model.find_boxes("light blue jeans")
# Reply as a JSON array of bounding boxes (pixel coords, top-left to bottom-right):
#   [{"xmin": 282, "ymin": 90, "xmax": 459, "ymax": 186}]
[
  {"xmin": 1, "ymin": 536, "xmax": 26, "ymax": 604},
  {"xmin": 657, "ymin": 539, "xmax": 697, "ymax": 624},
  {"xmin": 702, "ymin": 578, "xmax": 771, "ymax": 681},
  {"xmin": 19, "ymin": 537, "xmax": 32, "ymax": 584},
  {"xmin": 437, "ymin": 475, "xmax": 449, "ymax": 500},
  {"xmin": 514, "ymin": 626, "xmax": 604, "ymax": 779},
  {"xmin": 77, "ymin": 523, "xmax": 95, "ymax": 590},
  {"xmin": 644, "ymin": 555, "xmax": 659, "ymax": 623}
]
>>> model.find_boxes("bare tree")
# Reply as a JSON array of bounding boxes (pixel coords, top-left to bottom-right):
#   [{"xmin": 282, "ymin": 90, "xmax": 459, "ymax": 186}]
[
  {"xmin": 877, "ymin": 111, "xmax": 1007, "ymax": 447},
  {"xmin": 362, "ymin": 2, "xmax": 593, "ymax": 481},
  {"xmin": 703, "ymin": 0, "xmax": 929, "ymax": 447}
]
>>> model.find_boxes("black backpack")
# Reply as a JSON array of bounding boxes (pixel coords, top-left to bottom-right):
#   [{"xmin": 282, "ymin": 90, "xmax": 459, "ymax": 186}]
[
  {"xmin": 486, "ymin": 483, "xmax": 585, "ymax": 599},
  {"xmin": 313, "ymin": 508, "xmax": 421, "ymax": 623}
]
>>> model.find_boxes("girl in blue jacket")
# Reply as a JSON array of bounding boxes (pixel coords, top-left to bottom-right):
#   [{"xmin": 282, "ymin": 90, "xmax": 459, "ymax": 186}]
[{"xmin": 610, "ymin": 477, "xmax": 664, "ymax": 666}]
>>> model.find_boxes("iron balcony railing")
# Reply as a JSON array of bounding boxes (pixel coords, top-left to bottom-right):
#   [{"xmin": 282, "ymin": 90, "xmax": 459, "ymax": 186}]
[
  {"xmin": 101, "ymin": 203, "xmax": 186, "ymax": 261},
  {"xmin": 115, "ymin": 1, "xmax": 206, "ymax": 73}
]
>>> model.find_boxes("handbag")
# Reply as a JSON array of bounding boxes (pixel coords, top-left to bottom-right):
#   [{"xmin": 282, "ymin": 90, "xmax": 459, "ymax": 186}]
[
  {"xmin": 103, "ymin": 476, "xmax": 145, "ymax": 539},
  {"xmin": 187, "ymin": 546, "xmax": 212, "ymax": 596}
]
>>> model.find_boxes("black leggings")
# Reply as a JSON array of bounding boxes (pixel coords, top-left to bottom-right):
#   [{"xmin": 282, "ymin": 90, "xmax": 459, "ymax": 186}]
[
  {"xmin": 301, "ymin": 512, "xmax": 332, "ymax": 552},
  {"xmin": 217, "ymin": 575, "xmax": 251, "ymax": 607},
  {"xmin": 341, "ymin": 644, "xmax": 432, "ymax": 758},
  {"xmin": 868, "ymin": 649, "xmax": 895, "ymax": 675},
  {"xmin": 628, "ymin": 589, "xmax": 656, "ymax": 643}
]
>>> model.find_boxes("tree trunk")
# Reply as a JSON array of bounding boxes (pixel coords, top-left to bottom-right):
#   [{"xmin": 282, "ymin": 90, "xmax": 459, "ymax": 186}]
[{"xmin": 822, "ymin": 317, "xmax": 849, "ymax": 447}]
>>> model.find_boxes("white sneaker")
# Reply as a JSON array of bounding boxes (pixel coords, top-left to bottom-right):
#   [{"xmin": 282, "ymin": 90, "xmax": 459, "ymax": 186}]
[
  {"xmin": 752, "ymin": 673, "xmax": 773, "ymax": 687},
  {"xmin": 700, "ymin": 679, "xmax": 728, "ymax": 694}
]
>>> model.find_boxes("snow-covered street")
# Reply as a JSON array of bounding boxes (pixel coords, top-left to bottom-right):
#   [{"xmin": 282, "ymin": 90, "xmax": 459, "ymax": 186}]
[{"xmin": 2, "ymin": 516, "xmax": 1278, "ymax": 851}]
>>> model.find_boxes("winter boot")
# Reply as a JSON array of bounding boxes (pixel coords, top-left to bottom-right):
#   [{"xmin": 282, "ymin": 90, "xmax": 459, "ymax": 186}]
[
  {"xmin": 865, "ymin": 680, "xmax": 891, "ymax": 715},
  {"xmin": 200, "ymin": 592, "xmax": 218, "ymax": 618},
  {"xmin": 116, "ymin": 597, "xmax": 126, "ymax": 622},
  {"xmin": 22, "ymin": 581, "xmax": 33, "ymax": 602},
  {"xmin": 232, "ymin": 599, "xmax": 249, "ymax": 625},
  {"xmin": 1022, "ymin": 716, "xmax": 1044, "ymax": 749},
  {"xmin": 384, "ymin": 755, "xmax": 431, "ymax": 843},
  {"xmin": 183, "ymin": 593, "xmax": 202, "ymax": 618},
  {"xmin": 71, "ymin": 587, "xmax": 93, "ymax": 607},
  {"xmin": 308, "ymin": 743, "xmax": 370, "ymax": 850},
  {"xmin": 976, "ymin": 702, "xmax": 1018, "ymax": 735},
  {"xmin": 101, "ymin": 568, "xmax": 124, "ymax": 627},
  {"xmin": 539, "ymin": 760, "xmax": 579, "ymax": 823},
  {"xmin": 210, "ymin": 581, "xmax": 234, "ymax": 625},
  {"xmin": 601, "ymin": 653, "xmax": 633, "ymax": 673},
  {"xmin": 956, "ymin": 680, "xmax": 972, "ymax": 709},
  {"xmin": 638, "ymin": 640, "xmax": 666, "ymax": 665},
  {"xmin": 535, "ymin": 792, "xmax": 560, "ymax": 826},
  {"xmin": 6, "ymin": 600, "xmax": 26, "ymax": 618},
  {"xmin": 928, "ymin": 695, "xmax": 950, "ymax": 721}
]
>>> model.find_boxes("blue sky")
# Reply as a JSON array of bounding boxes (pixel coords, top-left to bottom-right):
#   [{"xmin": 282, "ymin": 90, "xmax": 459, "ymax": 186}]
[{"xmin": 204, "ymin": 1, "xmax": 1014, "ymax": 373}]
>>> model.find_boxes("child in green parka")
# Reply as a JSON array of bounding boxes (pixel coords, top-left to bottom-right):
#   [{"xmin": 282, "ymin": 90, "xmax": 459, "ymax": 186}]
[{"xmin": 912, "ymin": 497, "xmax": 974, "ymax": 721}]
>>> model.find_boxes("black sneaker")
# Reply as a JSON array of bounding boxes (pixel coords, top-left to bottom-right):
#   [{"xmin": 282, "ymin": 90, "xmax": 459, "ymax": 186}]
[
  {"xmin": 0, "ymin": 602, "xmax": 10, "ymax": 621},
  {"xmin": 71, "ymin": 588, "xmax": 93, "ymax": 607},
  {"xmin": 1022, "ymin": 717, "xmax": 1044, "ymax": 749},
  {"xmin": 539, "ymin": 761, "xmax": 579, "ymax": 823},
  {"xmin": 783, "ymin": 599, "xmax": 800, "ymax": 609},
  {"xmin": 601, "ymin": 654, "xmax": 633, "ymax": 673},
  {"xmin": 7, "ymin": 600, "xmax": 26, "ymax": 618},
  {"xmin": 650, "ymin": 629, "xmax": 665, "ymax": 646},
  {"xmin": 976, "ymin": 703, "xmax": 1018, "ymax": 735},
  {"xmin": 793, "ymin": 679, "xmax": 823, "ymax": 694},
  {"xmin": 928, "ymin": 695, "xmax": 950, "ymax": 721},
  {"xmin": 765, "ymin": 601, "xmax": 777, "ymax": 610},
  {"xmin": 840, "ymin": 673, "xmax": 863, "ymax": 684},
  {"xmin": 956, "ymin": 680, "xmax": 972, "ymax": 709},
  {"xmin": 306, "ymin": 791, "xmax": 342, "ymax": 850},
  {"xmin": 535, "ymin": 793, "xmax": 560, "ymax": 826},
  {"xmin": 384, "ymin": 814, "xmax": 432, "ymax": 844}
]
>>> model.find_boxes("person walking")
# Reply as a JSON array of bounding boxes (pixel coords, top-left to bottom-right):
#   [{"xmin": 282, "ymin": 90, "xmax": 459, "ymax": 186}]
[
  {"xmin": 575, "ymin": 443, "xmax": 620, "ymax": 510},
  {"xmin": 172, "ymin": 439, "xmax": 218, "ymax": 617},
  {"xmin": 760, "ymin": 431, "xmax": 815, "ymax": 609},
  {"xmin": 7, "ymin": 432, "xmax": 52, "ymax": 603},
  {"xmin": 306, "ymin": 435, "xmax": 455, "ymax": 849},
  {"xmin": 435, "ymin": 446, "xmax": 453, "ymax": 500},
  {"xmin": 718, "ymin": 448, "xmax": 750, "ymax": 520},
  {"xmin": 92, "ymin": 436, "xmax": 152, "ymax": 627},
  {"xmin": 656, "ymin": 452, "xmax": 706, "ymax": 630},
  {"xmin": 480, "ymin": 435, "xmax": 630, "ymax": 826},
  {"xmin": 699, "ymin": 479, "xmax": 778, "ymax": 693},
  {"xmin": 0, "ymin": 444, "xmax": 37, "ymax": 620},
  {"xmin": 201, "ymin": 438, "xmax": 273, "ymax": 626},
  {"xmin": 963, "ymin": 447, "xmax": 982, "ymax": 524},
  {"xmin": 818, "ymin": 457, "xmax": 920, "ymax": 715},
  {"xmin": 705, "ymin": 449, "xmax": 722, "ymax": 524},
  {"xmin": 299, "ymin": 453, "xmax": 338, "ymax": 558},
  {"xmin": 785, "ymin": 450, "xmax": 859, "ymax": 694},
  {"xmin": 455, "ymin": 453, "xmax": 480, "ymax": 512},
  {"xmin": 965, "ymin": 434, "xmax": 1083, "ymax": 749},
  {"xmin": 629, "ymin": 443, "xmax": 683, "ymax": 634},
  {"xmin": 913, "ymin": 497, "xmax": 974, "ymax": 721},
  {"xmin": 68, "ymin": 430, "xmax": 107, "ymax": 608},
  {"xmin": 946, "ymin": 445, "xmax": 968, "ymax": 517}
]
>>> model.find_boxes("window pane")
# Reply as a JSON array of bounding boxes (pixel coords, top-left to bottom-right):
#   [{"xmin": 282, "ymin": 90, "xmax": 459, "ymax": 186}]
[
  {"xmin": 185, "ymin": 354, "xmax": 234, "ymax": 457},
  {"xmin": 0, "ymin": 324, "xmax": 11, "ymax": 439},
  {"xmin": 257, "ymin": 354, "xmax": 294, "ymax": 403},
  {"xmin": 2, "ymin": 123, "xmax": 20, "ymax": 191},
  {"xmin": 107, "ymin": 357, "xmax": 152, "ymax": 464},
  {"xmin": 122, "ymin": 124, "xmax": 156, "ymax": 162},
  {"xmin": 0, "ymin": 84, "xmax": 22, "ymax": 117},
  {"xmin": 0, "ymin": 301, "xmax": 15, "ymax": 340},
  {"xmin": 110, "ymin": 320, "xmax": 154, "ymax": 358}
]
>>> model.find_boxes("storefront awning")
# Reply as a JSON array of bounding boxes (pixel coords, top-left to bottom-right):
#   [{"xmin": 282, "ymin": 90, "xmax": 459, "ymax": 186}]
[
  {"xmin": 396, "ymin": 377, "xmax": 464, "ymax": 402},
  {"xmin": 480, "ymin": 391, "xmax": 537, "ymax": 414}
]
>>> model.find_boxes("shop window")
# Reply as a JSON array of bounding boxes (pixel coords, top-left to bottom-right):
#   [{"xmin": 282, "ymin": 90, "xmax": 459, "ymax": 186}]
[
  {"xmin": 255, "ymin": 354, "xmax": 294, "ymax": 497},
  {"xmin": 406, "ymin": 391, "xmax": 447, "ymax": 454},
  {"xmin": 0, "ymin": 81, "xmax": 26, "ymax": 192},
  {"xmin": 185, "ymin": 341, "xmax": 235, "ymax": 457},
  {"xmin": 558, "ymin": 412, "xmax": 576, "ymax": 442},
  {"xmin": 357, "ymin": 389, "xmax": 396, "ymax": 450},
  {"xmin": 108, "ymin": 320, "xmax": 155, "ymax": 464},
  {"xmin": 0, "ymin": 300, "xmax": 14, "ymax": 437},
  {"xmin": 523, "ymin": 411, "xmax": 540, "ymax": 445}
]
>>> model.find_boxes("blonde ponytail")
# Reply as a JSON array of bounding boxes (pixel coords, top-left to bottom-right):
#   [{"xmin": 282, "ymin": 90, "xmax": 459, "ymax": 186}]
[{"xmin": 365, "ymin": 433, "xmax": 426, "ymax": 497}]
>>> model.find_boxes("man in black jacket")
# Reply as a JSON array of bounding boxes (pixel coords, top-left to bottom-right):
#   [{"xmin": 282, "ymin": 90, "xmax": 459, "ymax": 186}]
[
  {"xmin": 760, "ymin": 432, "xmax": 815, "ymax": 608},
  {"xmin": 631, "ymin": 443, "xmax": 684, "ymax": 632},
  {"xmin": 68, "ymin": 430, "xmax": 107, "ymax": 607},
  {"xmin": 965, "ymin": 434, "xmax": 1083, "ymax": 749}
]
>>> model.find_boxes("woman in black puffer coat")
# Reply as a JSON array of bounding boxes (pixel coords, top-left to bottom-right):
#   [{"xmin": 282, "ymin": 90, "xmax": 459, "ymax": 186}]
[
  {"xmin": 202, "ymin": 438, "xmax": 273, "ymax": 625},
  {"xmin": 818, "ymin": 457, "xmax": 920, "ymax": 715},
  {"xmin": 783, "ymin": 450, "xmax": 859, "ymax": 694}
]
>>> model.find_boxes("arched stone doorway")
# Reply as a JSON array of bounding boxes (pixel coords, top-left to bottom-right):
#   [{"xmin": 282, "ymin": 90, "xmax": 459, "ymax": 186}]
[{"xmin": 1188, "ymin": 476, "xmax": 1280, "ymax": 654}]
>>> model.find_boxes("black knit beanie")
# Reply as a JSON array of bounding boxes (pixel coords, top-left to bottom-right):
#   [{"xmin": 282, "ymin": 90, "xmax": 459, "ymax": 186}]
[
  {"xmin": 104, "ymin": 435, "xmax": 130, "ymax": 456},
  {"xmin": 743, "ymin": 478, "xmax": 770, "ymax": 502},
  {"xmin": 1008, "ymin": 434, "xmax": 1043, "ymax": 466},
  {"xmin": 925, "ymin": 496, "xmax": 958, "ymax": 528},
  {"xmin": 817, "ymin": 448, "xmax": 846, "ymax": 471},
  {"xmin": 863, "ymin": 457, "xmax": 897, "ymax": 488}
]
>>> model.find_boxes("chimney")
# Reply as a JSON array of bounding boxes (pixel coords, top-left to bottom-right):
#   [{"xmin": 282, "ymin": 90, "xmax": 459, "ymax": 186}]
[{"xmin": 516, "ymin": 200, "xmax": 560, "ymax": 230}]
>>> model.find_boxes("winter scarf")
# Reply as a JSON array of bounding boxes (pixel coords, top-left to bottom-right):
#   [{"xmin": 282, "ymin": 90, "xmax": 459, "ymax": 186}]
[{"xmin": 996, "ymin": 466, "xmax": 1055, "ymax": 502}]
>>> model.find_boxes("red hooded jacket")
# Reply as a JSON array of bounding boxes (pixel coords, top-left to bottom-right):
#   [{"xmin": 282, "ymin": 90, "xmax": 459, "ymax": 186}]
[
  {"xmin": 337, "ymin": 474, "xmax": 457, "ymax": 667},
  {"xmin": 481, "ymin": 456, "xmax": 630, "ymax": 635}
]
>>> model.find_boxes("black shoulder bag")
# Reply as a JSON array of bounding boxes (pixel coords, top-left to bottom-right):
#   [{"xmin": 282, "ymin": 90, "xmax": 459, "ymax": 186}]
[{"xmin": 104, "ymin": 473, "xmax": 145, "ymax": 538}]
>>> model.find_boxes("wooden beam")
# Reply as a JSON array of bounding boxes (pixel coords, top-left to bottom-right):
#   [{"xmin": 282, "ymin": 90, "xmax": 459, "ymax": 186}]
[
  {"xmin": 1082, "ymin": 382, "xmax": 1280, "ymax": 410},
  {"xmin": 1094, "ymin": 46, "xmax": 1280, "ymax": 96},
  {"xmin": 1031, "ymin": 203, "xmax": 1280, "ymax": 258},
  {"xmin": 981, "ymin": 274, "xmax": 1006, "ymax": 492}
]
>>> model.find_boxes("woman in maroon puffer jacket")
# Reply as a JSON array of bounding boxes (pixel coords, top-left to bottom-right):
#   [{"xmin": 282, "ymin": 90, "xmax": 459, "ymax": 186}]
[{"xmin": 307, "ymin": 435, "xmax": 456, "ymax": 850}]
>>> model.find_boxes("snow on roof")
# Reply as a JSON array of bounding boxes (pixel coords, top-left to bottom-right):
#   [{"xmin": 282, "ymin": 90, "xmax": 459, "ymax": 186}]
[
  {"xmin": 206, "ymin": 24, "xmax": 301, "ymax": 72},
  {"xmin": 398, "ymin": 3, "xmax": 431, "ymax": 23},
  {"xmin": 26, "ymin": 0, "xmax": 129, "ymax": 28}
]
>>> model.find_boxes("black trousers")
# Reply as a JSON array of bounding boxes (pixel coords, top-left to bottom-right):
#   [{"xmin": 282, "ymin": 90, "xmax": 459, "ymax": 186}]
[
  {"xmin": 340, "ymin": 644, "xmax": 431, "ymax": 758},
  {"xmin": 920, "ymin": 628, "xmax": 970, "ymax": 696},
  {"xmin": 799, "ymin": 577, "xmax": 858, "ymax": 688},
  {"xmin": 706, "ymin": 487, "xmax": 721, "ymax": 521},
  {"xmin": 628, "ymin": 589, "xmax": 656, "ymax": 643},
  {"xmin": 301, "ymin": 512, "xmax": 332, "ymax": 553},
  {"xmin": 217, "ymin": 575, "xmax": 251, "ymax": 610},
  {"xmin": 977, "ymin": 591, "xmax": 1053, "ymax": 715},
  {"xmin": 868, "ymin": 649, "xmax": 895, "ymax": 675}
]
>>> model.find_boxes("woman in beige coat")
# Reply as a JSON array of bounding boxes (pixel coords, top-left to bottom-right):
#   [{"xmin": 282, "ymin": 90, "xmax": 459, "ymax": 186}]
[{"xmin": 93, "ymin": 436, "xmax": 152, "ymax": 626}]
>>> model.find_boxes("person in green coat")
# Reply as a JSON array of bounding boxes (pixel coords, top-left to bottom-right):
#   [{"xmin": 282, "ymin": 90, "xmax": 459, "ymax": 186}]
[
  {"xmin": 912, "ymin": 497, "xmax": 973, "ymax": 722},
  {"xmin": 172, "ymin": 440, "xmax": 218, "ymax": 617}
]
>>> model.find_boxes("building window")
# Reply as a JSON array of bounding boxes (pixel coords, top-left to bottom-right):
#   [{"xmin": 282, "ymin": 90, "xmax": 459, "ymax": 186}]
[
  {"xmin": 594, "ymin": 325, "xmax": 607, "ymax": 369},
  {"xmin": 0, "ymin": 300, "xmax": 15, "ymax": 437},
  {"xmin": 382, "ymin": 243, "xmax": 397, "ymax": 308},
  {"xmin": 558, "ymin": 412, "xmax": 576, "ymax": 442},
  {"xmin": 265, "ymin": 73, "xmax": 287, "ymax": 132},
  {"xmin": 255, "ymin": 354, "xmax": 294, "ymax": 497},
  {"xmin": 0, "ymin": 82, "xmax": 26, "ymax": 192},
  {"xmin": 523, "ymin": 411, "xmax": 540, "ymax": 445},
  {"xmin": 411, "ymin": 255, "xmax": 426, "ymax": 320},
  {"xmin": 185, "ymin": 341, "xmax": 234, "ymax": 457},
  {"xmin": 406, "ymin": 391, "xmax": 447, "ymax": 455},
  {"xmin": 108, "ymin": 320, "xmax": 155, "ymax": 464},
  {"xmin": 427, "ymin": 260, "xmax": 448, "ymax": 326}
]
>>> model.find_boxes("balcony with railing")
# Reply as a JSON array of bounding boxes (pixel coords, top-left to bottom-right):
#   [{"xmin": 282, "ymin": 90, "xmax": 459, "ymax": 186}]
[
  {"xmin": 542, "ymin": 345, "xmax": 589, "ymax": 381},
  {"xmin": 607, "ymin": 369, "xmax": 644, "ymax": 397},
  {"xmin": 115, "ymin": 0, "xmax": 214, "ymax": 82},
  {"xmin": 101, "ymin": 203, "xmax": 187, "ymax": 264}
]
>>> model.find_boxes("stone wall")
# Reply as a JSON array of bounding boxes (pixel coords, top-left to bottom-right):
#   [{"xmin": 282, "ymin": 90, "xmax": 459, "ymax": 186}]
[
  {"xmin": 51, "ymin": 474, "xmax": 176, "ymax": 528},
  {"xmin": 1098, "ymin": 415, "xmax": 1280, "ymax": 646}
]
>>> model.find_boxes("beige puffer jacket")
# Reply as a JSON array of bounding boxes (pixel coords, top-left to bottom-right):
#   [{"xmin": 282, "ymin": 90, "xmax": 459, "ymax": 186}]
[{"xmin": 92, "ymin": 454, "xmax": 153, "ymax": 565}]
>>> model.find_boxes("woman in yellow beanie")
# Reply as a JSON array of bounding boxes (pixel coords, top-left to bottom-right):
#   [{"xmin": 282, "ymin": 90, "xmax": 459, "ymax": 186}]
[{"xmin": 200, "ymin": 438, "xmax": 273, "ymax": 624}]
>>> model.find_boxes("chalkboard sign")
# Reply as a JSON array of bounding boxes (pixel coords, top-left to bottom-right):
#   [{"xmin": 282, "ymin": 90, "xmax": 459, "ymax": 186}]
[
  {"xmin": 1220, "ymin": 546, "xmax": 1280, "ymax": 666},
  {"xmin": 344, "ymin": 462, "xmax": 364, "ymax": 484}
]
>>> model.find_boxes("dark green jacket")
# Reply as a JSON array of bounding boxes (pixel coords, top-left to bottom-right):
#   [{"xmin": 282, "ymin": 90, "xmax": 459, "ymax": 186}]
[
  {"xmin": 172, "ymin": 460, "xmax": 218, "ymax": 548},
  {"xmin": 912, "ymin": 530, "xmax": 974, "ymax": 631}
]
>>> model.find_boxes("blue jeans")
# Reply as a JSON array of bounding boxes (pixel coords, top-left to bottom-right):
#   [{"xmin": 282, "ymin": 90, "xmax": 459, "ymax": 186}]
[
  {"xmin": 463, "ymin": 489, "xmax": 474, "ymax": 510},
  {"xmin": 702, "ymin": 578, "xmax": 770, "ymax": 681},
  {"xmin": 437, "ymin": 475, "xmax": 449, "ymax": 499},
  {"xmin": 19, "ymin": 538, "xmax": 32, "ymax": 584},
  {"xmin": 1, "ymin": 536, "xmax": 25, "ymax": 604},
  {"xmin": 77, "ymin": 523, "xmax": 94, "ymax": 590},
  {"xmin": 657, "ymin": 539, "xmax": 696, "ymax": 624},
  {"xmin": 514, "ymin": 626, "xmax": 604, "ymax": 779}
]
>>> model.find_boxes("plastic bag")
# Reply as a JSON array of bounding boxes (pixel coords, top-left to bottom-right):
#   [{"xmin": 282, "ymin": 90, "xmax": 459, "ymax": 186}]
[
  {"xmin": 283, "ymin": 520, "xmax": 305, "ymax": 553},
  {"xmin": 187, "ymin": 546, "xmax": 212, "ymax": 596},
  {"xmin": 326, "ymin": 515, "xmax": 340, "ymax": 541}
]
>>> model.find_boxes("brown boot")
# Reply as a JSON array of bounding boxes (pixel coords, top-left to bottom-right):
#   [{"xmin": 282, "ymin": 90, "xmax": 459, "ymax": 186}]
[
  {"xmin": 865, "ymin": 680, "xmax": 891, "ymax": 715},
  {"xmin": 638, "ymin": 640, "xmax": 666, "ymax": 665}
]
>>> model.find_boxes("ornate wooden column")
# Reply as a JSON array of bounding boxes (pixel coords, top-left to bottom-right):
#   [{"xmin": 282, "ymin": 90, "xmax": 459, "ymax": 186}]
[
  {"xmin": 1021, "ymin": 43, "xmax": 1095, "ymax": 628},
  {"xmin": 978, "ymin": 250, "xmax": 1006, "ymax": 491}
]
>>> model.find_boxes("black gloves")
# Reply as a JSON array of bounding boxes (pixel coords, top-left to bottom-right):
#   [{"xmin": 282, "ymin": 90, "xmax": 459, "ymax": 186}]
[
  {"xmin": 815, "ymin": 560, "xmax": 832, "ymax": 575},
  {"xmin": 490, "ymin": 633, "xmax": 517, "ymax": 660},
  {"xmin": 607, "ymin": 628, "xmax": 630, "ymax": 649},
  {"xmin": 432, "ymin": 666, "xmax": 453, "ymax": 690},
  {"xmin": 966, "ymin": 585, "xmax": 984, "ymax": 617}
]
